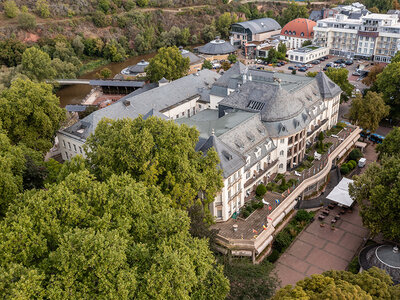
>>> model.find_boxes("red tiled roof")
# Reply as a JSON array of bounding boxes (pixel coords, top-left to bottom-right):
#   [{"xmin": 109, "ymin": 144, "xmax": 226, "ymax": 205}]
[{"xmin": 280, "ymin": 18, "xmax": 317, "ymax": 39}]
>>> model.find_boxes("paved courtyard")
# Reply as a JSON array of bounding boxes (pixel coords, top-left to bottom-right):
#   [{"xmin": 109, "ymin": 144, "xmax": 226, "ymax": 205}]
[{"xmin": 274, "ymin": 204, "xmax": 369, "ymax": 287}]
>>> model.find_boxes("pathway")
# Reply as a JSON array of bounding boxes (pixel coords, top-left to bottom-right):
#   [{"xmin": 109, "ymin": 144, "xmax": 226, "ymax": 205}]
[{"xmin": 274, "ymin": 204, "xmax": 369, "ymax": 287}]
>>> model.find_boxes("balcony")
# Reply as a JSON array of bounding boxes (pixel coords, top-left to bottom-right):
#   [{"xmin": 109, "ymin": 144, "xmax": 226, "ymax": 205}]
[
  {"xmin": 244, "ymin": 159, "xmax": 279, "ymax": 188},
  {"xmin": 307, "ymin": 119, "xmax": 328, "ymax": 138}
]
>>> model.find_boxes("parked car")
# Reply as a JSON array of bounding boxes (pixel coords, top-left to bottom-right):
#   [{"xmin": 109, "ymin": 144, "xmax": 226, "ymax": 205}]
[
  {"xmin": 318, "ymin": 57, "xmax": 325, "ymax": 62},
  {"xmin": 288, "ymin": 66, "xmax": 296, "ymax": 70},
  {"xmin": 334, "ymin": 58, "xmax": 345, "ymax": 64},
  {"xmin": 305, "ymin": 64, "xmax": 313, "ymax": 68},
  {"xmin": 352, "ymin": 71, "xmax": 361, "ymax": 76},
  {"xmin": 311, "ymin": 60, "xmax": 320, "ymax": 65},
  {"xmin": 323, "ymin": 56, "xmax": 329, "ymax": 59},
  {"xmin": 295, "ymin": 63, "xmax": 304, "ymax": 68},
  {"xmin": 298, "ymin": 67, "xmax": 307, "ymax": 72},
  {"xmin": 340, "ymin": 63, "xmax": 346, "ymax": 68},
  {"xmin": 345, "ymin": 60, "xmax": 353, "ymax": 65}
]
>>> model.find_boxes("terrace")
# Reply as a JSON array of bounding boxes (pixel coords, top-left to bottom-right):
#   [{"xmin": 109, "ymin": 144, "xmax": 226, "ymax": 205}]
[{"xmin": 212, "ymin": 123, "xmax": 361, "ymax": 261}]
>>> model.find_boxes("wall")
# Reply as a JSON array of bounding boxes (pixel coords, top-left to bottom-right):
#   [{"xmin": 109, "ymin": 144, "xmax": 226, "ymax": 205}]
[{"xmin": 57, "ymin": 132, "xmax": 86, "ymax": 161}]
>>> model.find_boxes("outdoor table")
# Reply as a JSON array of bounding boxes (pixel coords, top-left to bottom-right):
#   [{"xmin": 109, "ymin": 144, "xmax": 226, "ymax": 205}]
[
  {"xmin": 322, "ymin": 210, "xmax": 330, "ymax": 216},
  {"xmin": 318, "ymin": 215, "xmax": 325, "ymax": 220},
  {"xmin": 331, "ymin": 219, "xmax": 337, "ymax": 224},
  {"xmin": 335, "ymin": 214, "xmax": 341, "ymax": 220}
]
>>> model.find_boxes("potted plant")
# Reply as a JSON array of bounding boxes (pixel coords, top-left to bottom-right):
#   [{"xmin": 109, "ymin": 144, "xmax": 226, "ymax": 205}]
[
  {"xmin": 331, "ymin": 224, "xmax": 336, "ymax": 231},
  {"xmin": 320, "ymin": 222, "xmax": 325, "ymax": 227}
]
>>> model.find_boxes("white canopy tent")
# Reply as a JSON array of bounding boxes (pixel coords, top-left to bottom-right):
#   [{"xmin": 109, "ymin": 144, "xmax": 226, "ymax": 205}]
[{"xmin": 326, "ymin": 177, "xmax": 354, "ymax": 207}]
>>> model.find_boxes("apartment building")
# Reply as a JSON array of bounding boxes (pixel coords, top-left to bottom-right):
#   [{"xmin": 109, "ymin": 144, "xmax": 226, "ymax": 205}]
[{"xmin": 314, "ymin": 13, "xmax": 400, "ymax": 62}]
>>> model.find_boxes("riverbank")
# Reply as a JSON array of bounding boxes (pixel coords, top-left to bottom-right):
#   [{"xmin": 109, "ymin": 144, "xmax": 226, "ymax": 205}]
[{"xmin": 78, "ymin": 58, "xmax": 110, "ymax": 77}]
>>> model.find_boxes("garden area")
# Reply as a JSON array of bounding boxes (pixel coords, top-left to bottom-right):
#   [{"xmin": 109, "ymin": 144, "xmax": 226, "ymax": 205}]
[
  {"xmin": 267, "ymin": 210, "xmax": 315, "ymax": 263},
  {"xmin": 326, "ymin": 121, "xmax": 346, "ymax": 136},
  {"xmin": 340, "ymin": 148, "xmax": 363, "ymax": 175},
  {"xmin": 266, "ymin": 174, "xmax": 298, "ymax": 193}
]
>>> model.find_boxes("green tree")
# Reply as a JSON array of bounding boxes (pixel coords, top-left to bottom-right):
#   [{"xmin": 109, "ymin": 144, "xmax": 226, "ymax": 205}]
[
  {"xmin": 3, "ymin": 0, "xmax": 19, "ymax": 18},
  {"xmin": 103, "ymin": 40, "xmax": 126, "ymax": 62},
  {"xmin": 221, "ymin": 61, "xmax": 231, "ymax": 71},
  {"xmin": 306, "ymin": 71, "xmax": 317, "ymax": 77},
  {"xmin": 325, "ymin": 67, "xmax": 354, "ymax": 102},
  {"xmin": 278, "ymin": 1, "xmax": 309, "ymax": 26},
  {"xmin": 92, "ymin": 10, "xmax": 111, "ymax": 27},
  {"xmin": 21, "ymin": 47, "xmax": 56, "ymax": 81},
  {"xmin": 228, "ymin": 54, "xmax": 237, "ymax": 64},
  {"xmin": 85, "ymin": 117, "xmax": 223, "ymax": 211},
  {"xmin": 18, "ymin": 12, "xmax": 36, "ymax": 30},
  {"xmin": 97, "ymin": 0, "xmax": 111, "ymax": 13},
  {"xmin": 202, "ymin": 60, "xmax": 213, "ymax": 69},
  {"xmin": 97, "ymin": 67, "xmax": 112, "ymax": 79},
  {"xmin": 349, "ymin": 156, "xmax": 400, "ymax": 241},
  {"xmin": 364, "ymin": 0, "xmax": 393, "ymax": 13},
  {"xmin": 301, "ymin": 40, "xmax": 312, "ymax": 47},
  {"xmin": 35, "ymin": 0, "xmax": 50, "ymax": 18},
  {"xmin": 51, "ymin": 58, "xmax": 79, "ymax": 79},
  {"xmin": 145, "ymin": 46, "xmax": 190, "ymax": 82},
  {"xmin": 349, "ymin": 91, "xmax": 390, "ymax": 132},
  {"xmin": 179, "ymin": 27, "xmax": 191, "ymax": 46},
  {"xmin": 216, "ymin": 12, "xmax": 237, "ymax": 39},
  {"xmin": 273, "ymin": 267, "xmax": 400, "ymax": 299},
  {"xmin": 0, "ymin": 78, "xmax": 65, "ymax": 154},
  {"xmin": 0, "ymin": 171, "xmax": 229, "ymax": 299},
  {"xmin": 277, "ymin": 42, "xmax": 287, "ymax": 56},
  {"xmin": 0, "ymin": 129, "xmax": 25, "ymax": 217},
  {"xmin": 0, "ymin": 38, "xmax": 26, "ymax": 67},
  {"xmin": 202, "ymin": 23, "xmax": 217, "ymax": 42},
  {"xmin": 376, "ymin": 62, "xmax": 400, "ymax": 117},
  {"xmin": 267, "ymin": 48, "xmax": 277, "ymax": 63},
  {"xmin": 391, "ymin": 51, "xmax": 400, "ymax": 63},
  {"xmin": 136, "ymin": 0, "xmax": 148, "ymax": 7},
  {"xmin": 376, "ymin": 127, "xmax": 400, "ymax": 158},
  {"xmin": 255, "ymin": 184, "xmax": 267, "ymax": 197}
]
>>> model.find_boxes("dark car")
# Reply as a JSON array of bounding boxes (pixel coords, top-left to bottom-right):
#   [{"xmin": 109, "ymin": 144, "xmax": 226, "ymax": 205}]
[
  {"xmin": 334, "ymin": 58, "xmax": 345, "ymax": 64},
  {"xmin": 318, "ymin": 57, "xmax": 326, "ymax": 61},
  {"xmin": 323, "ymin": 66, "xmax": 328, "ymax": 71},
  {"xmin": 288, "ymin": 66, "xmax": 296, "ymax": 70},
  {"xmin": 345, "ymin": 60, "xmax": 353, "ymax": 65},
  {"xmin": 311, "ymin": 60, "xmax": 320, "ymax": 65},
  {"xmin": 298, "ymin": 67, "xmax": 307, "ymax": 72}
]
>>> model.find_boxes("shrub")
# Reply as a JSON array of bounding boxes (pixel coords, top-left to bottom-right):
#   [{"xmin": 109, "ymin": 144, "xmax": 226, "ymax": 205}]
[
  {"xmin": 275, "ymin": 173, "xmax": 284, "ymax": 182},
  {"xmin": 266, "ymin": 182, "xmax": 278, "ymax": 192},
  {"xmin": 348, "ymin": 256, "xmax": 360, "ymax": 274},
  {"xmin": 307, "ymin": 155, "xmax": 314, "ymax": 162},
  {"xmin": 242, "ymin": 210, "xmax": 250, "ymax": 219},
  {"xmin": 349, "ymin": 148, "xmax": 363, "ymax": 162},
  {"xmin": 36, "ymin": 0, "xmax": 50, "ymax": 18},
  {"xmin": 340, "ymin": 164, "xmax": 350, "ymax": 175},
  {"xmin": 295, "ymin": 209, "xmax": 313, "ymax": 222},
  {"xmin": 256, "ymin": 184, "xmax": 267, "ymax": 197},
  {"xmin": 336, "ymin": 121, "xmax": 346, "ymax": 129},
  {"xmin": 267, "ymin": 249, "xmax": 280, "ymax": 263},
  {"xmin": 4, "ymin": 0, "xmax": 19, "ymax": 18},
  {"xmin": 274, "ymin": 231, "xmax": 292, "ymax": 252},
  {"xmin": 18, "ymin": 12, "xmax": 36, "ymax": 30},
  {"xmin": 291, "ymin": 69, "xmax": 296, "ymax": 75},
  {"xmin": 348, "ymin": 160, "xmax": 357, "ymax": 169},
  {"xmin": 92, "ymin": 10, "xmax": 111, "ymax": 27},
  {"xmin": 318, "ymin": 131, "xmax": 325, "ymax": 141}
]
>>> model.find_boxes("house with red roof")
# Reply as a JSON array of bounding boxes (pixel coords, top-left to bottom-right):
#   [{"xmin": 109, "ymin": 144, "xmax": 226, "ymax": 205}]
[{"xmin": 280, "ymin": 18, "xmax": 317, "ymax": 49}]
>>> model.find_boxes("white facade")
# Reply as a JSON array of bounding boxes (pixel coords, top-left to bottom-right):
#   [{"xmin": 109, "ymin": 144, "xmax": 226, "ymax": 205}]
[
  {"xmin": 287, "ymin": 45, "xmax": 329, "ymax": 63},
  {"xmin": 280, "ymin": 36, "xmax": 311, "ymax": 49},
  {"xmin": 314, "ymin": 13, "xmax": 400, "ymax": 62}
]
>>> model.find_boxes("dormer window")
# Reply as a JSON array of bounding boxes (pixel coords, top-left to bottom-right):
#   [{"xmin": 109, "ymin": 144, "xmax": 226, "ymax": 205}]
[
  {"xmin": 246, "ymin": 155, "xmax": 251, "ymax": 165},
  {"xmin": 293, "ymin": 31, "xmax": 296, "ymax": 35},
  {"xmin": 301, "ymin": 32, "xmax": 304, "ymax": 37},
  {"xmin": 255, "ymin": 147, "xmax": 261, "ymax": 158},
  {"xmin": 246, "ymin": 132, "xmax": 255, "ymax": 142}
]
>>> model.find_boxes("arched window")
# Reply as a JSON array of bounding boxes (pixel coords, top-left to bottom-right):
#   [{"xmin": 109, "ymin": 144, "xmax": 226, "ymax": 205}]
[
  {"xmin": 293, "ymin": 31, "xmax": 296, "ymax": 35},
  {"xmin": 301, "ymin": 32, "xmax": 304, "ymax": 37},
  {"xmin": 289, "ymin": 31, "xmax": 292, "ymax": 35},
  {"xmin": 279, "ymin": 163, "xmax": 283, "ymax": 169},
  {"xmin": 285, "ymin": 30, "xmax": 288, "ymax": 34},
  {"xmin": 280, "ymin": 150, "xmax": 284, "ymax": 156}
]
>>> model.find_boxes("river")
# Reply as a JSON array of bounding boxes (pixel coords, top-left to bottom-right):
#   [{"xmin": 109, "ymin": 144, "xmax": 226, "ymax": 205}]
[{"xmin": 57, "ymin": 53, "xmax": 156, "ymax": 107}]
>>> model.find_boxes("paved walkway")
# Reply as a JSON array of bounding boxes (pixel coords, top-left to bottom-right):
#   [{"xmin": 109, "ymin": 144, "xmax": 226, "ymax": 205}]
[{"xmin": 274, "ymin": 204, "xmax": 369, "ymax": 287}]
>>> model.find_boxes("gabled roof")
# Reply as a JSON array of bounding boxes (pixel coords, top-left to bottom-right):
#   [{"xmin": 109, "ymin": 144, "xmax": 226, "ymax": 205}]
[
  {"xmin": 197, "ymin": 134, "xmax": 245, "ymax": 178},
  {"xmin": 181, "ymin": 49, "xmax": 203, "ymax": 65},
  {"xmin": 142, "ymin": 108, "xmax": 168, "ymax": 120},
  {"xmin": 233, "ymin": 18, "xmax": 281, "ymax": 34},
  {"xmin": 315, "ymin": 72, "xmax": 342, "ymax": 99}
]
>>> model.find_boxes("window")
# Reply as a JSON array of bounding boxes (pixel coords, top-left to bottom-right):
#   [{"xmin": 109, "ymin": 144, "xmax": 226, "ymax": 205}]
[
  {"xmin": 246, "ymin": 155, "xmax": 251, "ymax": 165},
  {"xmin": 279, "ymin": 163, "xmax": 283, "ymax": 169},
  {"xmin": 62, "ymin": 140, "xmax": 66, "ymax": 148},
  {"xmin": 255, "ymin": 147, "xmax": 261, "ymax": 158},
  {"xmin": 228, "ymin": 177, "xmax": 231, "ymax": 185},
  {"xmin": 176, "ymin": 114, "xmax": 179, "ymax": 119},
  {"xmin": 182, "ymin": 112, "xmax": 185, "ymax": 116},
  {"xmin": 217, "ymin": 209, "xmax": 222, "ymax": 218},
  {"xmin": 79, "ymin": 147, "xmax": 83, "ymax": 154},
  {"xmin": 280, "ymin": 150, "xmax": 284, "ymax": 156},
  {"xmin": 257, "ymin": 163, "xmax": 261, "ymax": 172},
  {"xmin": 65, "ymin": 152, "xmax": 69, "ymax": 159},
  {"xmin": 68, "ymin": 142, "xmax": 71, "ymax": 150},
  {"xmin": 246, "ymin": 171, "xmax": 250, "ymax": 179},
  {"xmin": 228, "ymin": 189, "xmax": 231, "ymax": 199},
  {"xmin": 280, "ymin": 139, "xmax": 285, "ymax": 144}
]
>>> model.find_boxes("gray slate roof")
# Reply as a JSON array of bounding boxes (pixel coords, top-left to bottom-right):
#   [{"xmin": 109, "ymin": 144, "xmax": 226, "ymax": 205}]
[
  {"xmin": 315, "ymin": 72, "xmax": 342, "ymax": 99},
  {"xmin": 126, "ymin": 60, "xmax": 149, "ymax": 74},
  {"xmin": 181, "ymin": 49, "xmax": 203, "ymax": 65},
  {"xmin": 60, "ymin": 70, "xmax": 220, "ymax": 141},
  {"xmin": 233, "ymin": 18, "xmax": 281, "ymax": 34},
  {"xmin": 199, "ymin": 39, "xmax": 236, "ymax": 55},
  {"xmin": 197, "ymin": 134, "xmax": 245, "ymax": 178}
]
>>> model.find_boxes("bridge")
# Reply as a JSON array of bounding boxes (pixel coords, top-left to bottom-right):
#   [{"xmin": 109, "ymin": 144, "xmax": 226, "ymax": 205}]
[{"xmin": 52, "ymin": 79, "xmax": 91, "ymax": 85}]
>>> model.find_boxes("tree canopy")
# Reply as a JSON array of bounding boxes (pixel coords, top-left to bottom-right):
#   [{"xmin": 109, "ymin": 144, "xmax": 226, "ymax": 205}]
[
  {"xmin": 21, "ymin": 47, "xmax": 56, "ymax": 81},
  {"xmin": 273, "ymin": 267, "xmax": 400, "ymax": 299},
  {"xmin": 349, "ymin": 156, "xmax": 400, "ymax": 241},
  {"xmin": 0, "ymin": 78, "xmax": 65, "ymax": 153},
  {"xmin": 278, "ymin": 1, "xmax": 308, "ymax": 26},
  {"xmin": 376, "ymin": 62, "xmax": 400, "ymax": 117},
  {"xmin": 0, "ymin": 171, "xmax": 230, "ymax": 299},
  {"xmin": 0, "ymin": 38, "xmax": 27, "ymax": 67},
  {"xmin": 216, "ymin": 12, "xmax": 238, "ymax": 39},
  {"xmin": 349, "ymin": 91, "xmax": 389, "ymax": 132},
  {"xmin": 145, "ymin": 46, "xmax": 190, "ymax": 82},
  {"xmin": 325, "ymin": 67, "xmax": 354, "ymax": 102},
  {"xmin": 85, "ymin": 117, "xmax": 223, "ymax": 212},
  {"xmin": 376, "ymin": 127, "xmax": 400, "ymax": 158}
]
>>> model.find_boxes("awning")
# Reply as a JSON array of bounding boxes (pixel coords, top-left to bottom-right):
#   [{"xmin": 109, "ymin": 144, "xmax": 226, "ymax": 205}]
[
  {"xmin": 326, "ymin": 177, "xmax": 354, "ymax": 207},
  {"xmin": 355, "ymin": 141, "xmax": 367, "ymax": 149}
]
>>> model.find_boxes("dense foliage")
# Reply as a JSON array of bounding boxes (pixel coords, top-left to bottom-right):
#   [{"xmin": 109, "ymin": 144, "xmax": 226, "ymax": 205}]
[
  {"xmin": 273, "ymin": 267, "xmax": 400, "ymax": 299},
  {"xmin": 349, "ymin": 156, "xmax": 400, "ymax": 241},
  {"xmin": 85, "ymin": 117, "xmax": 223, "ymax": 212},
  {"xmin": 376, "ymin": 61, "xmax": 400, "ymax": 117},
  {"xmin": 349, "ymin": 91, "xmax": 389, "ymax": 132},
  {"xmin": 376, "ymin": 126, "xmax": 400, "ymax": 158},
  {"xmin": 0, "ymin": 171, "xmax": 230, "ymax": 299},
  {"xmin": 325, "ymin": 67, "xmax": 354, "ymax": 102}
]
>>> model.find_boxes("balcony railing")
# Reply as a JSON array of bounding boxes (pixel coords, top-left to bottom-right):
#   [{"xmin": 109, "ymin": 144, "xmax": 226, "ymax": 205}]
[{"xmin": 244, "ymin": 159, "xmax": 279, "ymax": 188}]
